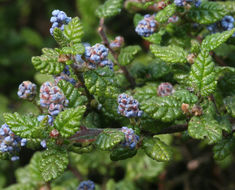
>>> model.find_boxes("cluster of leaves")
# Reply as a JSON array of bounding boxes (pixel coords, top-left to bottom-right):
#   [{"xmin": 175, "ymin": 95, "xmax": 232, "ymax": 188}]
[{"xmin": 1, "ymin": 0, "xmax": 235, "ymax": 189}]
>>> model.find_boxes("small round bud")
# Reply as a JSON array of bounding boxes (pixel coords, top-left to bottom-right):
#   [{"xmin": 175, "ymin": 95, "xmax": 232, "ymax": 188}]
[
  {"xmin": 50, "ymin": 129, "xmax": 60, "ymax": 138},
  {"xmin": 110, "ymin": 36, "xmax": 124, "ymax": 51},
  {"xmin": 157, "ymin": 82, "xmax": 174, "ymax": 97},
  {"xmin": 192, "ymin": 105, "xmax": 203, "ymax": 116},
  {"xmin": 187, "ymin": 53, "xmax": 196, "ymax": 64},
  {"xmin": 181, "ymin": 103, "xmax": 190, "ymax": 114},
  {"xmin": 17, "ymin": 81, "xmax": 37, "ymax": 101}
]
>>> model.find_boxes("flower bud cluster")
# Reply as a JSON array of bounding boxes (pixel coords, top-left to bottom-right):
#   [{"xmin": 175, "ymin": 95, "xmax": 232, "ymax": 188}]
[
  {"xmin": 157, "ymin": 82, "xmax": 174, "ymax": 97},
  {"xmin": 207, "ymin": 15, "xmax": 235, "ymax": 37},
  {"xmin": 77, "ymin": 180, "xmax": 95, "ymax": 190},
  {"xmin": 0, "ymin": 124, "xmax": 27, "ymax": 161},
  {"xmin": 110, "ymin": 36, "xmax": 124, "ymax": 51},
  {"xmin": 40, "ymin": 82, "xmax": 69, "ymax": 116},
  {"xmin": 118, "ymin": 94, "xmax": 143, "ymax": 118},
  {"xmin": 84, "ymin": 43, "xmax": 114, "ymax": 70},
  {"xmin": 17, "ymin": 81, "xmax": 37, "ymax": 101},
  {"xmin": 174, "ymin": 0, "xmax": 201, "ymax": 7},
  {"xmin": 50, "ymin": 10, "xmax": 71, "ymax": 35},
  {"xmin": 54, "ymin": 66, "xmax": 76, "ymax": 86},
  {"xmin": 135, "ymin": 14, "xmax": 157, "ymax": 37},
  {"xmin": 121, "ymin": 127, "xmax": 139, "ymax": 149}
]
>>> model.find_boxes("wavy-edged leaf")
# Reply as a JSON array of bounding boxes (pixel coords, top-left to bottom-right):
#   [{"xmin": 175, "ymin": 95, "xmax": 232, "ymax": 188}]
[
  {"xmin": 141, "ymin": 96, "xmax": 181, "ymax": 122},
  {"xmin": 40, "ymin": 149, "xmax": 68, "ymax": 182},
  {"xmin": 223, "ymin": 96, "xmax": 235, "ymax": 117},
  {"xmin": 54, "ymin": 106, "xmax": 86, "ymax": 138},
  {"xmin": 32, "ymin": 48, "xmax": 64, "ymax": 75},
  {"xmin": 28, "ymin": 152, "xmax": 44, "ymax": 183},
  {"xmin": 53, "ymin": 28, "xmax": 69, "ymax": 47},
  {"xmin": 155, "ymin": 4, "xmax": 176, "ymax": 23},
  {"xmin": 118, "ymin": 45, "xmax": 141, "ymax": 66},
  {"xmin": 143, "ymin": 137, "xmax": 173, "ymax": 161},
  {"xmin": 150, "ymin": 44, "xmax": 187, "ymax": 63},
  {"xmin": 95, "ymin": 129, "xmax": 125, "ymax": 150},
  {"xmin": 84, "ymin": 67, "xmax": 120, "ymax": 98},
  {"xmin": 96, "ymin": 0, "xmax": 123, "ymax": 18},
  {"xmin": 110, "ymin": 147, "xmax": 137, "ymax": 161},
  {"xmin": 188, "ymin": 1, "xmax": 228, "ymax": 24},
  {"xmin": 201, "ymin": 29, "xmax": 235, "ymax": 52},
  {"xmin": 217, "ymin": 1, "xmax": 235, "ymax": 14},
  {"xmin": 144, "ymin": 33, "xmax": 162, "ymax": 44},
  {"xmin": 3, "ymin": 113, "xmax": 41, "ymax": 138},
  {"xmin": 140, "ymin": 90, "xmax": 197, "ymax": 122},
  {"xmin": 189, "ymin": 51, "xmax": 217, "ymax": 96},
  {"xmin": 134, "ymin": 83, "xmax": 159, "ymax": 104},
  {"xmin": 63, "ymin": 17, "xmax": 83, "ymax": 44},
  {"xmin": 60, "ymin": 43, "xmax": 85, "ymax": 55},
  {"xmin": 213, "ymin": 137, "xmax": 235, "ymax": 160},
  {"xmin": 4, "ymin": 184, "xmax": 35, "ymax": 190},
  {"xmin": 188, "ymin": 116, "xmax": 222, "ymax": 144},
  {"xmin": 58, "ymin": 80, "xmax": 88, "ymax": 108}
]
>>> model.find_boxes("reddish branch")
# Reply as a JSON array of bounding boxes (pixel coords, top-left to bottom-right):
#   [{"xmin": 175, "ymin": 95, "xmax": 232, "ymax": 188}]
[{"xmin": 98, "ymin": 18, "xmax": 136, "ymax": 88}]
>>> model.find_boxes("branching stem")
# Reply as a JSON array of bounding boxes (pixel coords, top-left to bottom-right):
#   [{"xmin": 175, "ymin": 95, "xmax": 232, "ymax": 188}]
[{"xmin": 98, "ymin": 18, "xmax": 136, "ymax": 88}]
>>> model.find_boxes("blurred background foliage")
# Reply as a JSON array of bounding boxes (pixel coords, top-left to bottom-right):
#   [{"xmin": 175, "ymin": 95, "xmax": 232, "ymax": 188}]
[{"xmin": 0, "ymin": 0, "xmax": 235, "ymax": 189}]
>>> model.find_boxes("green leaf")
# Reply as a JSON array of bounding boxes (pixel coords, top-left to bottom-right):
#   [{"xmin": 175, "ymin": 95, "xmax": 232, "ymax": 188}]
[
  {"xmin": 155, "ymin": 4, "xmax": 176, "ymax": 23},
  {"xmin": 53, "ymin": 28, "xmax": 69, "ymax": 47},
  {"xmin": 84, "ymin": 67, "xmax": 120, "ymax": 98},
  {"xmin": 188, "ymin": 116, "xmax": 222, "ymax": 144},
  {"xmin": 96, "ymin": 0, "xmax": 123, "ymax": 18},
  {"xmin": 143, "ymin": 137, "xmax": 173, "ymax": 161},
  {"xmin": 134, "ymin": 83, "xmax": 159, "ymax": 104},
  {"xmin": 133, "ymin": 13, "xmax": 144, "ymax": 27},
  {"xmin": 188, "ymin": 1, "xmax": 228, "ymax": 24},
  {"xmin": 144, "ymin": 33, "xmax": 162, "ymax": 44},
  {"xmin": 60, "ymin": 43, "xmax": 85, "ymax": 55},
  {"xmin": 201, "ymin": 29, "xmax": 235, "ymax": 52},
  {"xmin": 95, "ymin": 129, "xmax": 125, "ymax": 150},
  {"xmin": 118, "ymin": 45, "xmax": 141, "ymax": 66},
  {"xmin": 63, "ymin": 17, "xmax": 84, "ymax": 44},
  {"xmin": 3, "ymin": 113, "xmax": 41, "ymax": 138},
  {"xmin": 28, "ymin": 152, "xmax": 44, "ymax": 183},
  {"xmin": 110, "ymin": 147, "xmax": 137, "ymax": 161},
  {"xmin": 189, "ymin": 51, "xmax": 217, "ymax": 96},
  {"xmin": 223, "ymin": 96, "xmax": 235, "ymax": 117},
  {"xmin": 150, "ymin": 44, "xmax": 187, "ymax": 63},
  {"xmin": 54, "ymin": 106, "xmax": 86, "ymax": 138},
  {"xmin": 213, "ymin": 137, "xmax": 235, "ymax": 160},
  {"xmin": 58, "ymin": 80, "xmax": 88, "ymax": 108},
  {"xmin": 4, "ymin": 184, "xmax": 35, "ymax": 190},
  {"xmin": 32, "ymin": 48, "xmax": 65, "ymax": 75},
  {"xmin": 217, "ymin": 1, "xmax": 235, "ymax": 14},
  {"xmin": 140, "ymin": 90, "xmax": 197, "ymax": 122},
  {"xmin": 40, "ymin": 149, "xmax": 69, "ymax": 182}
]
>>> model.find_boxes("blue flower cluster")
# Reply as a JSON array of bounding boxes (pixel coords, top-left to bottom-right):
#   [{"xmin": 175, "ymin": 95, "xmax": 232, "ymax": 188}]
[
  {"xmin": 17, "ymin": 81, "xmax": 37, "ymax": 101},
  {"xmin": 77, "ymin": 180, "xmax": 95, "ymax": 190},
  {"xmin": 84, "ymin": 43, "xmax": 108, "ymax": 64},
  {"xmin": 118, "ymin": 93, "xmax": 143, "ymax": 118},
  {"xmin": 221, "ymin": 16, "xmax": 234, "ymax": 30},
  {"xmin": 207, "ymin": 15, "xmax": 235, "ymax": 37},
  {"xmin": 0, "ymin": 124, "xmax": 27, "ymax": 161},
  {"xmin": 157, "ymin": 82, "xmax": 174, "ymax": 97},
  {"xmin": 50, "ymin": 10, "xmax": 71, "ymax": 35},
  {"xmin": 121, "ymin": 127, "xmax": 139, "ymax": 149},
  {"xmin": 40, "ymin": 82, "xmax": 69, "ymax": 116},
  {"xmin": 135, "ymin": 14, "xmax": 157, "ymax": 37},
  {"xmin": 174, "ymin": 0, "xmax": 201, "ymax": 7},
  {"xmin": 84, "ymin": 43, "xmax": 113, "ymax": 70},
  {"xmin": 54, "ymin": 66, "xmax": 76, "ymax": 86}
]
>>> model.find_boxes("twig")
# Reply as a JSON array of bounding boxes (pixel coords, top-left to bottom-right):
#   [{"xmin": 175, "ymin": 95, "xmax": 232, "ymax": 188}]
[
  {"xmin": 98, "ymin": 18, "xmax": 136, "ymax": 88},
  {"xmin": 155, "ymin": 124, "xmax": 188, "ymax": 135},
  {"xmin": 68, "ymin": 164, "xmax": 83, "ymax": 181}
]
